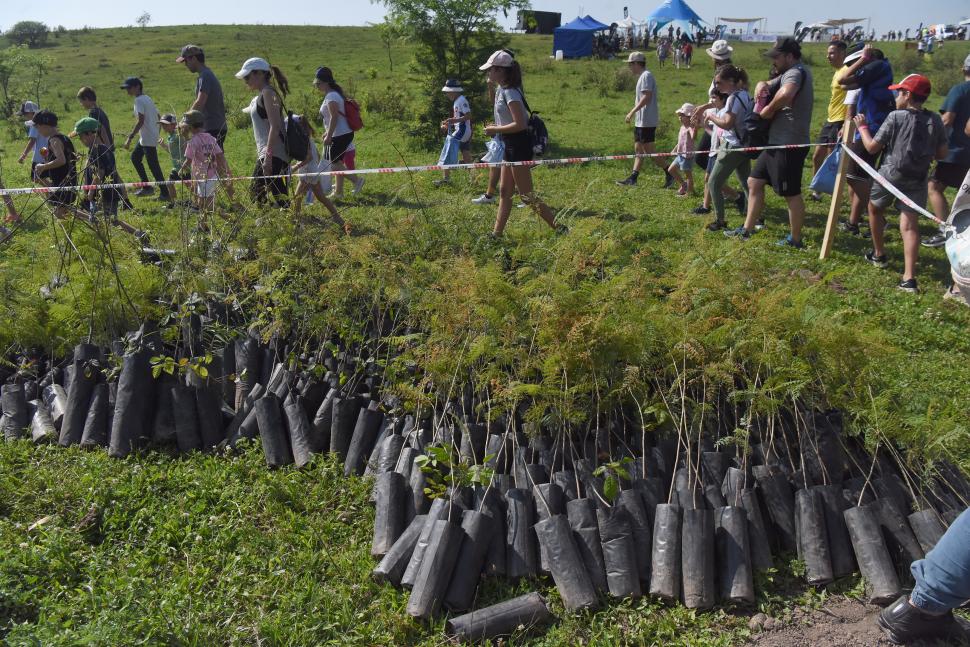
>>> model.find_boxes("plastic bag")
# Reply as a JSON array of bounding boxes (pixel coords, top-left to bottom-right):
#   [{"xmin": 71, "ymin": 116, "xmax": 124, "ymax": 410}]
[
  {"xmin": 809, "ymin": 147, "xmax": 841, "ymax": 195},
  {"xmin": 481, "ymin": 137, "xmax": 505, "ymax": 164},
  {"xmin": 437, "ymin": 135, "xmax": 459, "ymax": 167}
]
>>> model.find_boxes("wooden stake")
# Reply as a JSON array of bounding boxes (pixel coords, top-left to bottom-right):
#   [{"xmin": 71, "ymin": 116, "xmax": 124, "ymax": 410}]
[{"xmin": 819, "ymin": 118, "xmax": 856, "ymax": 260}]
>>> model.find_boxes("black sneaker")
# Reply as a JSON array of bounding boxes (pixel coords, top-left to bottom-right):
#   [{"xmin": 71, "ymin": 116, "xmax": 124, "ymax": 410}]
[
  {"xmin": 616, "ymin": 175, "xmax": 638, "ymax": 186},
  {"xmin": 734, "ymin": 193, "xmax": 747, "ymax": 216},
  {"xmin": 706, "ymin": 220, "xmax": 728, "ymax": 231},
  {"xmin": 921, "ymin": 233, "xmax": 947, "ymax": 248},
  {"xmin": 877, "ymin": 595, "xmax": 956, "ymax": 645},
  {"xmin": 133, "ymin": 187, "xmax": 155, "ymax": 197},
  {"xmin": 839, "ymin": 221, "xmax": 861, "ymax": 236},
  {"xmin": 897, "ymin": 278, "xmax": 919, "ymax": 293},
  {"xmin": 662, "ymin": 171, "xmax": 674, "ymax": 189},
  {"xmin": 865, "ymin": 250, "xmax": 888, "ymax": 268},
  {"xmin": 776, "ymin": 234, "xmax": 804, "ymax": 249},
  {"xmin": 692, "ymin": 205, "xmax": 711, "ymax": 215},
  {"xmin": 724, "ymin": 226, "xmax": 751, "ymax": 240}
]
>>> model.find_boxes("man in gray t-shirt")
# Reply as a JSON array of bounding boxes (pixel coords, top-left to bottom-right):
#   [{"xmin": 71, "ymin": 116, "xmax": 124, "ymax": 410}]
[
  {"xmin": 617, "ymin": 51, "xmax": 672, "ymax": 187},
  {"xmin": 726, "ymin": 37, "xmax": 813, "ymax": 248},
  {"xmin": 177, "ymin": 44, "xmax": 228, "ymax": 147}
]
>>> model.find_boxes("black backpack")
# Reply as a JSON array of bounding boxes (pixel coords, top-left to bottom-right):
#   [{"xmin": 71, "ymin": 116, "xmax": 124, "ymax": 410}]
[
  {"xmin": 520, "ymin": 91, "xmax": 549, "ymax": 156},
  {"xmin": 256, "ymin": 91, "xmax": 310, "ymax": 162}
]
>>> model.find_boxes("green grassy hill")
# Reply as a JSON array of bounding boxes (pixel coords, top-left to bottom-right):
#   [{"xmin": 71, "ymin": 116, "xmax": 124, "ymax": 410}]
[{"xmin": 0, "ymin": 25, "xmax": 968, "ymax": 646}]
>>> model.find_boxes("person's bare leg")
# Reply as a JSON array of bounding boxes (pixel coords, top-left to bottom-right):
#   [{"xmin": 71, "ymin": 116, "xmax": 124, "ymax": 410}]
[
  {"xmin": 668, "ymin": 161, "xmax": 683, "ymax": 187},
  {"xmin": 742, "ymin": 177, "xmax": 766, "ymax": 231},
  {"xmin": 633, "ymin": 141, "xmax": 646, "ymax": 174},
  {"xmin": 812, "ymin": 144, "xmax": 829, "ymax": 177},
  {"xmin": 486, "ymin": 166, "xmax": 500, "ymax": 196},
  {"xmin": 646, "ymin": 142, "xmax": 667, "ymax": 174},
  {"xmin": 899, "ymin": 210, "xmax": 920, "ymax": 281},
  {"xmin": 332, "ymin": 162, "xmax": 347, "ymax": 196},
  {"xmin": 493, "ymin": 167, "xmax": 515, "ymax": 235},
  {"xmin": 685, "ymin": 169, "xmax": 695, "ymax": 195},
  {"xmin": 786, "ymin": 194, "xmax": 805, "ymax": 242},
  {"xmin": 927, "ymin": 179, "xmax": 950, "ymax": 221},
  {"xmin": 310, "ymin": 181, "xmax": 345, "ymax": 227},
  {"xmin": 510, "ymin": 166, "xmax": 555, "ymax": 229},
  {"xmin": 702, "ymin": 172, "xmax": 712, "ymax": 208},
  {"xmin": 869, "ymin": 202, "xmax": 888, "ymax": 257},
  {"xmin": 848, "ymin": 178, "xmax": 871, "ymax": 226},
  {"xmin": 293, "ymin": 181, "xmax": 308, "ymax": 218}
]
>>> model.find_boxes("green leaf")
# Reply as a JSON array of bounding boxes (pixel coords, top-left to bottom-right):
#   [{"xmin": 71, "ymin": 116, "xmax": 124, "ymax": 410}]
[{"xmin": 604, "ymin": 476, "xmax": 619, "ymax": 503}]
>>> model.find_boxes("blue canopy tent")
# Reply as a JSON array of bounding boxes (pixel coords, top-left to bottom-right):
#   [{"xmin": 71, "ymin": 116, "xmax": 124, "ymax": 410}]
[
  {"xmin": 553, "ymin": 15, "xmax": 611, "ymax": 58},
  {"xmin": 647, "ymin": 0, "xmax": 706, "ymax": 37}
]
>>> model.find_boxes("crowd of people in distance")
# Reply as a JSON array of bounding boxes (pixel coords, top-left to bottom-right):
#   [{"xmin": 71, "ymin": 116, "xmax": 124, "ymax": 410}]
[{"xmin": 2, "ymin": 36, "xmax": 969, "ymax": 300}]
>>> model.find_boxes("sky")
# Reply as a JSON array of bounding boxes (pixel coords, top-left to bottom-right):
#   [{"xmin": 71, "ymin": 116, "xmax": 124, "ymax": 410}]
[{"xmin": 0, "ymin": 0, "xmax": 967, "ymax": 37}]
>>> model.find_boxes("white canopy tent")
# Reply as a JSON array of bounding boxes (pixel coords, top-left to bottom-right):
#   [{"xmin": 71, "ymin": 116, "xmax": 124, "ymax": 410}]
[{"xmin": 715, "ymin": 16, "xmax": 767, "ymax": 36}]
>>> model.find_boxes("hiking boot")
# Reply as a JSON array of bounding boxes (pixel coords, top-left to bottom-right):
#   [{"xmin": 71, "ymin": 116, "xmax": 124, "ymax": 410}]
[
  {"xmin": 865, "ymin": 249, "xmax": 888, "ymax": 268},
  {"xmin": 616, "ymin": 175, "xmax": 638, "ymax": 186},
  {"xmin": 921, "ymin": 233, "xmax": 947, "ymax": 248},
  {"xmin": 897, "ymin": 278, "xmax": 919, "ymax": 293},
  {"xmin": 133, "ymin": 187, "xmax": 154, "ymax": 197},
  {"xmin": 472, "ymin": 193, "xmax": 495, "ymax": 205},
  {"xmin": 734, "ymin": 192, "xmax": 747, "ymax": 215},
  {"xmin": 706, "ymin": 220, "xmax": 728, "ymax": 231},
  {"xmin": 724, "ymin": 226, "xmax": 751, "ymax": 240},
  {"xmin": 877, "ymin": 595, "xmax": 956, "ymax": 645},
  {"xmin": 692, "ymin": 205, "xmax": 711, "ymax": 215},
  {"xmin": 662, "ymin": 171, "xmax": 674, "ymax": 189}
]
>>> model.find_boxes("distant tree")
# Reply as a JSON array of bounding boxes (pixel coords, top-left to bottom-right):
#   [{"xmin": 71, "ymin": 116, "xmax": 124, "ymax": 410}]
[
  {"xmin": 19, "ymin": 49, "xmax": 52, "ymax": 106},
  {"xmin": 0, "ymin": 47, "xmax": 25, "ymax": 116},
  {"xmin": 54, "ymin": 25, "xmax": 67, "ymax": 38},
  {"xmin": 7, "ymin": 21, "xmax": 50, "ymax": 49},
  {"xmin": 375, "ymin": 0, "xmax": 528, "ymax": 146},
  {"xmin": 375, "ymin": 18, "xmax": 402, "ymax": 72},
  {"xmin": 136, "ymin": 12, "xmax": 152, "ymax": 29}
]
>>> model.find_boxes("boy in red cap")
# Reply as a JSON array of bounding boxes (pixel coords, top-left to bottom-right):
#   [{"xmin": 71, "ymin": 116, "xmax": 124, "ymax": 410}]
[{"xmin": 854, "ymin": 74, "xmax": 948, "ymax": 293}]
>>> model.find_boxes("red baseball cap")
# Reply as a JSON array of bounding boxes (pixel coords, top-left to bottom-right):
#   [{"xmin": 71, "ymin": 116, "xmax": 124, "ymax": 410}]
[{"xmin": 888, "ymin": 74, "xmax": 931, "ymax": 96}]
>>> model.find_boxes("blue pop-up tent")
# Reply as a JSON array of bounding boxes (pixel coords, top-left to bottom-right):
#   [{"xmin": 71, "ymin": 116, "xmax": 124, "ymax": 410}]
[
  {"xmin": 553, "ymin": 15, "xmax": 611, "ymax": 58},
  {"xmin": 648, "ymin": 0, "xmax": 706, "ymax": 36}
]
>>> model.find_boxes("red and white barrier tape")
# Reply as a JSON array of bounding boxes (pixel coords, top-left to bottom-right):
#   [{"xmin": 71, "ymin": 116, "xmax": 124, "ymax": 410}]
[
  {"xmin": 0, "ymin": 142, "xmax": 823, "ymax": 197},
  {"xmin": 839, "ymin": 143, "xmax": 944, "ymax": 225}
]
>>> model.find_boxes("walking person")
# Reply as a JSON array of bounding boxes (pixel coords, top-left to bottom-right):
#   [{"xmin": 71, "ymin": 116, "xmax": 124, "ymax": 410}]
[
  {"xmin": 76, "ymin": 86, "xmax": 134, "ymax": 209},
  {"xmin": 121, "ymin": 77, "xmax": 171, "ymax": 201},
  {"xmin": 810, "ymin": 41, "xmax": 848, "ymax": 201},
  {"xmin": 288, "ymin": 114, "xmax": 347, "ymax": 231},
  {"xmin": 313, "ymin": 66, "xmax": 364, "ymax": 199},
  {"xmin": 923, "ymin": 54, "xmax": 970, "ymax": 248},
  {"xmin": 725, "ymin": 37, "xmax": 814, "ymax": 247},
  {"xmin": 29, "ymin": 110, "xmax": 80, "ymax": 221},
  {"xmin": 16, "ymin": 101, "xmax": 47, "ymax": 183},
  {"xmin": 479, "ymin": 50, "xmax": 559, "ymax": 237},
  {"xmin": 617, "ymin": 51, "xmax": 672, "ymax": 188},
  {"xmin": 703, "ymin": 65, "xmax": 753, "ymax": 231},
  {"xmin": 435, "ymin": 78, "xmax": 473, "ymax": 186},
  {"xmin": 237, "ymin": 57, "xmax": 290, "ymax": 208},
  {"xmin": 177, "ymin": 45, "xmax": 228, "ymax": 148}
]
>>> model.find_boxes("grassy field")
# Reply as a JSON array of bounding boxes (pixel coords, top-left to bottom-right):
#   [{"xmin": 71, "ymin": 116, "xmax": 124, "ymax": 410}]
[{"xmin": 0, "ymin": 24, "xmax": 969, "ymax": 645}]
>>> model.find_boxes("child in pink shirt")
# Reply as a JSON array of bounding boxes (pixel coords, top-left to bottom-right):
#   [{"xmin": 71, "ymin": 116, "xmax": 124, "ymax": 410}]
[
  {"xmin": 668, "ymin": 103, "xmax": 698, "ymax": 196},
  {"xmin": 178, "ymin": 110, "xmax": 235, "ymax": 215}
]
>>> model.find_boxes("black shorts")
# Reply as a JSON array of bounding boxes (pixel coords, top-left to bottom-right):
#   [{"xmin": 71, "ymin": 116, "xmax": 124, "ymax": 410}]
[
  {"xmin": 695, "ymin": 132, "xmax": 711, "ymax": 171},
  {"xmin": 251, "ymin": 156, "xmax": 289, "ymax": 206},
  {"xmin": 931, "ymin": 161, "xmax": 970, "ymax": 189},
  {"xmin": 816, "ymin": 121, "xmax": 841, "ymax": 145},
  {"xmin": 326, "ymin": 132, "xmax": 354, "ymax": 163},
  {"xmin": 845, "ymin": 139, "xmax": 879, "ymax": 183},
  {"xmin": 750, "ymin": 147, "xmax": 809, "ymax": 197},
  {"xmin": 502, "ymin": 130, "xmax": 534, "ymax": 163},
  {"xmin": 634, "ymin": 127, "xmax": 657, "ymax": 144}
]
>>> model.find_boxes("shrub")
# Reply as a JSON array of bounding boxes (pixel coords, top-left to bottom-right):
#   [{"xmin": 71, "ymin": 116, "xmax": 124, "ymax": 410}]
[
  {"xmin": 613, "ymin": 67, "xmax": 637, "ymax": 93},
  {"xmin": 7, "ymin": 21, "xmax": 49, "ymax": 48},
  {"xmin": 894, "ymin": 49, "xmax": 922, "ymax": 76},
  {"xmin": 364, "ymin": 85, "xmax": 411, "ymax": 120}
]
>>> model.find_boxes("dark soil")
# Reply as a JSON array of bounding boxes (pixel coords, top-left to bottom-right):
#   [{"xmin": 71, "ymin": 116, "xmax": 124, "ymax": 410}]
[{"xmin": 747, "ymin": 596, "xmax": 970, "ymax": 647}]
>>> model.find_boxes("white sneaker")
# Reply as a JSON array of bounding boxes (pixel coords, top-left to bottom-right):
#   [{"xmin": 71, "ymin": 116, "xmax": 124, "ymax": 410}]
[
  {"xmin": 352, "ymin": 177, "xmax": 365, "ymax": 195},
  {"xmin": 516, "ymin": 202, "xmax": 527, "ymax": 209},
  {"xmin": 472, "ymin": 194, "xmax": 495, "ymax": 205}
]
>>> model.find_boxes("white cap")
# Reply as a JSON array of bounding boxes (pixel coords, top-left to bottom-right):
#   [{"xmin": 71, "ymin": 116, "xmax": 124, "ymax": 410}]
[
  {"xmin": 17, "ymin": 100, "xmax": 40, "ymax": 116},
  {"xmin": 479, "ymin": 50, "xmax": 514, "ymax": 71},
  {"xmin": 676, "ymin": 102, "xmax": 696, "ymax": 116},
  {"xmin": 625, "ymin": 51, "xmax": 646, "ymax": 63},
  {"xmin": 235, "ymin": 57, "xmax": 271, "ymax": 79}
]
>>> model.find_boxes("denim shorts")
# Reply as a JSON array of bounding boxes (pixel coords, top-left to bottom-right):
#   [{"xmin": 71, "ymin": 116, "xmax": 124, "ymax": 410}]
[{"xmin": 675, "ymin": 154, "xmax": 694, "ymax": 172}]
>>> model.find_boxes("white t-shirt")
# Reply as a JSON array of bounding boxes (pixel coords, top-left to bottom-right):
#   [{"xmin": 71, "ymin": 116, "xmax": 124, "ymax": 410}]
[
  {"xmin": 133, "ymin": 94, "xmax": 160, "ymax": 146},
  {"xmin": 320, "ymin": 91, "xmax": 352, "ymax": 137},
  {"xmin": 450, "ymin": 95, "xmax": 472, "ymax": 143},
  {"xmin": 719, "ymin": 90, "xmax": 752, "ymax": 147},
  {"xmin": 634, "ymin": 70, "xmax": 658, "ymax": 128}
]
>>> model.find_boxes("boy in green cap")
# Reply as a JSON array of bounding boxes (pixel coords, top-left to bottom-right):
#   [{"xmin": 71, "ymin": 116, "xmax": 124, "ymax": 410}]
[
  {"xmin": 158, "ymin": 113, "xmax": 187, "ymax": 205},
  {"xmin": 73, "ymin": 117, "xmax": 142, "ymax": 237}
]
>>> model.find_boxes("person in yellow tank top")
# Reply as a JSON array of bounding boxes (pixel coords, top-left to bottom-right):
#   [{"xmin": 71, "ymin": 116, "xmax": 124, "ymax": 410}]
[{"xmin": 810, "ymin": 41, "xmax": 848, "ymax": 200}]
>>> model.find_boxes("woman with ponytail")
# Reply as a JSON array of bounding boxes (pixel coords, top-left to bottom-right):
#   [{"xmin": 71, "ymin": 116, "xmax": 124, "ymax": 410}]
[
  {"xmin": 479, "ymin": 50, "xmax": 560, "ymax": 237},
  {"xmin": 314, "ymin": 66, "xmax": 363, "ymax": 198},
  {"xmin": 236, "ymin": 57, "xmax": 290, "ymax": 206}
]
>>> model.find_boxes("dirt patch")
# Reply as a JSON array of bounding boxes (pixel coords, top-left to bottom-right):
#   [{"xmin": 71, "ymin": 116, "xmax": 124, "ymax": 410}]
[{"xmin": 746, "ymin": 596, "xmax": 970, "ymax": 647}]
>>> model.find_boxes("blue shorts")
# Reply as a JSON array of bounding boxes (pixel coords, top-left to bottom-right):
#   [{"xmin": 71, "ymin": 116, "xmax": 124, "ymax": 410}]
[{"xmin": 675, "ymin": 155, "xmax": 694, "ymax": 172}]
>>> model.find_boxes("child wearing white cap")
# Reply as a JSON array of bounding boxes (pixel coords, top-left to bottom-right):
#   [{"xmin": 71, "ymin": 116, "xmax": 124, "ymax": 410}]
[
  {"xmin": 435, "ymin": 79, "xmax": 472, "ymax": 185},
  {"xmin": 668, "ymin": 103, "xmax": 698, "ymax": 197}
]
